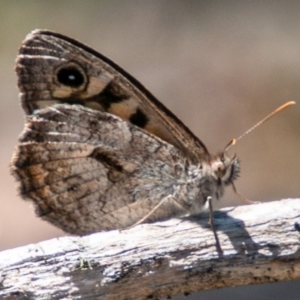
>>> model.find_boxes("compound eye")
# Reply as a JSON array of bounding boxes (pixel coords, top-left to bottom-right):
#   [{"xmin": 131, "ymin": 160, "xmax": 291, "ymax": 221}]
[
  {"xmin": 218, "ymin": 164, "xmax": 225, "ymax": 172},
  {"xmin": 217, "ymin": 164, "xmax": 226, "ymax": 177},
  {"xmin": 212, "ymin": 160, "xmax": 226, "ymax": 178}
]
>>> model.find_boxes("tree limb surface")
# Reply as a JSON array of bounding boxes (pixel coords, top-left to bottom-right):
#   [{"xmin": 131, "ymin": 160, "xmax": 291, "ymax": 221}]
[{"xmin": 1, "ymin": 198, "xmax": 300, "ymax": 300}]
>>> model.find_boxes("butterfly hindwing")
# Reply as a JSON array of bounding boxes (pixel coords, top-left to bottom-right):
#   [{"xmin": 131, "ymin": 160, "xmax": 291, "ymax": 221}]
[{"xmin": 11, "ymin": 104, "xmax": 189, "ymax": 234}]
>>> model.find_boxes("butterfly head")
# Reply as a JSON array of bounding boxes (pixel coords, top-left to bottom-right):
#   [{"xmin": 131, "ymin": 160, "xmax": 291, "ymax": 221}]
[{"xmin": 210, "ymin": 152, "xmax": 240, "ymax": 186}]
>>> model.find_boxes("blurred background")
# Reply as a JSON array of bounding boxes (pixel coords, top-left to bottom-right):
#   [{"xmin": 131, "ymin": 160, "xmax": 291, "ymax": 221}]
[{"xmin": 0, "ymin": 1, "xmax": 299, "ymax": 299}]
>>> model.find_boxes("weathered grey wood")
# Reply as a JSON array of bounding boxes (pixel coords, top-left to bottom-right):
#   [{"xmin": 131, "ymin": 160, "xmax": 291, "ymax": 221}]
[{"xmin": 0, "ymin": 198, "xmax": 300, "ymax": 300}]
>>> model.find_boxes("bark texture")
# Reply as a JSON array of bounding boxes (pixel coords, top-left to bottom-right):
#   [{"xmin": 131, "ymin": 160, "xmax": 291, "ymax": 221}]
[{"xmin": 1, "ymin": 198, "xmax": 300, "ymax": 300}]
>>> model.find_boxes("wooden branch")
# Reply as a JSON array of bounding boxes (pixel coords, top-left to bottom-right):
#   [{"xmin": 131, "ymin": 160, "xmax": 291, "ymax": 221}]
[{"xmin": 1, "ymin": 199, "xmax": 300, "ymax": 300}]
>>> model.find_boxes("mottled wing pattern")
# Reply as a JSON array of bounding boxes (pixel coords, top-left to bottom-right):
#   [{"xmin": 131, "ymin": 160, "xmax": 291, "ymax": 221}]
[
  {"xmin": 15, "ymin": 30, "xmax": 208, "ymax": 161},
  {"xmin": 11, "ymin": 104, "xmax": 189, "ymax": 234}
]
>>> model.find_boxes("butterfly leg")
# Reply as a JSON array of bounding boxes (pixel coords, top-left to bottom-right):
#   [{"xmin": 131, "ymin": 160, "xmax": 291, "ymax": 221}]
[
  {"xmin": 207, "ymin": 196, "xmax": 223, "ymax": 255},
  {"xmin": 126, "ymin": 195, "xmax": 189, "ymax": 230},
  {"xmin": 231, "ymin": 183, "xmax": 260, "ymax": 204}
]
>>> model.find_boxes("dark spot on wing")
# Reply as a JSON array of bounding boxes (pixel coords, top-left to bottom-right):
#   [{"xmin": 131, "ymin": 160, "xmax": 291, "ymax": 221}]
[
  {"xmin": 97, "ymin": 81, "xmax": 129, "ymax": 110},
  {"xmin": 129, "ymin": 108, "xmax": 148, "ymax": 128},
  {"xmin": 57, "ymin": 66, "xmax": 85, "ymax": 87},
  {"xmin": 90, "ymin": 150, "xmax": 123, "ymax": 172}
]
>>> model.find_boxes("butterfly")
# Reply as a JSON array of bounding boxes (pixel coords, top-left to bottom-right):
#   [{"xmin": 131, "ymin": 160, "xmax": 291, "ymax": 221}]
[{"xmin": 11, "ymin": 30, "xmax": 258, "ymax": 251}]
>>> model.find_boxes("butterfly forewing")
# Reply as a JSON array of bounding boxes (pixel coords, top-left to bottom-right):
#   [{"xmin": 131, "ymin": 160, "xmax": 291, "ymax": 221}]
[{"xmin": 16, "ymin": 30, "xmax": 209, "ymax": 161}]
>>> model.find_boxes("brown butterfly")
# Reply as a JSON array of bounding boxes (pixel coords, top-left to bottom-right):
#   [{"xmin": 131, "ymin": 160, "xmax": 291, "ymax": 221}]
[{"xmin": 11, "ymin": 30, "xmax": 293, "ymax": 252}]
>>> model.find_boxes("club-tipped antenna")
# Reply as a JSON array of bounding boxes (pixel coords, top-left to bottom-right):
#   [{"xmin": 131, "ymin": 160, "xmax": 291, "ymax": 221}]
[{"xmin": 225, "ymin": 101, "xmax": 295, "ymax": 152}]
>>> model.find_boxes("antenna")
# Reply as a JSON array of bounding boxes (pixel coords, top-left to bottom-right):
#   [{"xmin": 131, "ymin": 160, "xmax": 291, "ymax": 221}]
[{"xmin": 225, "ymin": 101, "xmax": 295, "ymax": 152}]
